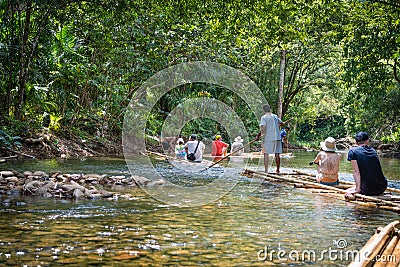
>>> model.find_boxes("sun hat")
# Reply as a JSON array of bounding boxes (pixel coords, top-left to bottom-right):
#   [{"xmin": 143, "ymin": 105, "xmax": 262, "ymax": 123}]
[
  {"xmin": 320, "ymin": 137, "xmax": 337, "ymax": 152},
  {"xmin": 177, "ymin": 138, "xmax": 184, "ymax": 144},
  {"xmin": 215, "ymin": 135, "xmax": 221, "ymax": 140},
  {"xmin": 234, "ymin": 136, "xmax": 243, "ymax": 142},
  {"xmin": 355, "ymin": 132, "xmax": 369, "ymax": 142}
]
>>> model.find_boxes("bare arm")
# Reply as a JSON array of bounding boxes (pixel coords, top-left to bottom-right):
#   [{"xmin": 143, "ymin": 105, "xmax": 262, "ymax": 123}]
[
  {"xmin": 346, "ymin": 160, "xmax": 361, "ymax": 196},
  {"xmin": 280, "ymin": 117, "xmax": 294, "ymax": 127},
  {"xmin": 255, "ymin": 125, "xmax": 266, "ymax": 141},
  {"xmin": 351, "ymin": 160, "xmax": 361, "ymax": 192}
]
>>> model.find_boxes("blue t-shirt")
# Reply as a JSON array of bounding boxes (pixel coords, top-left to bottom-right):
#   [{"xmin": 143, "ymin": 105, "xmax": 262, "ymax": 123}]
[
  {"xmin": 280, "ymin": 129, "xmax": 287, "ymax": 139},
  {"xmin": 347, "ymin": 145, "xmax": 387, "ymax": 195}
]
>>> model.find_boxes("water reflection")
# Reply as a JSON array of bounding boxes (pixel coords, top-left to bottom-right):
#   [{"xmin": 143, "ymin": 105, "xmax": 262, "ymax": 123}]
[{"xmin": 0, "ymin": 152, "xmax": 399, "ymax": 266}]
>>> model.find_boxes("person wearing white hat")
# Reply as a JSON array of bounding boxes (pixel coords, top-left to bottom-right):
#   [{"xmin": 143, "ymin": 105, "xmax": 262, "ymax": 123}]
[
  {"xmin": 231, "ymin": 136, "xmax": 244, "ymax": 156},
  {"xmin": 310, "ymin": 137, "xmax": 342, "ymax": 186}
]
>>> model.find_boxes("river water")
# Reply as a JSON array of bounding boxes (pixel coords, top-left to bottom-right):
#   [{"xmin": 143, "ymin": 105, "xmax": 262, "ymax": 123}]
[{"xmin": 0, "ymin": 151, "xmax": 399, "ymax": 266}]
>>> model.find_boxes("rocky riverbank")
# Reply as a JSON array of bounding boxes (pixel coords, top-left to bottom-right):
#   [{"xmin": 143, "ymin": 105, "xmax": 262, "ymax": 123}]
[{"xmin": 0, "ymin": 170, "xmax": 165, "ymax": 207}]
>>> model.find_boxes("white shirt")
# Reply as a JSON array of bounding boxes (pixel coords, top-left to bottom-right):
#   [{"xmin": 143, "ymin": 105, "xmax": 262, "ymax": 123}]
[
  {"xmin": 184, "ymin": 140, "xmax": 205, "ymax": 162},
  {"xmin": 259, "ymin": 113, "xmax": 282, "ymax": 142}
]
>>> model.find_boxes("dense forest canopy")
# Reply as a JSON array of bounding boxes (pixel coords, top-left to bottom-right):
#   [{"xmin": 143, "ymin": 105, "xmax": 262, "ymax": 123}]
[{"xmin": 0, "ymin": 0, "xmax": 399, "ymax": 151}]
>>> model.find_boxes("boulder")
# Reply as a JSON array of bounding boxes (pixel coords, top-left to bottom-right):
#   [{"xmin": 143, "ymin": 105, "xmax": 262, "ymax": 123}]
[
  {"xmin": 5, "ymin": 177, "xmax": 19, "ymax": 183},
  {"xmin": 73, "ymin": 188, "xmax": 85, "ymax": 199},
  {"xmin": 149, "ymin": 179, "xmax": 166, "ymax": 186},
  {"xmin": 0, "ymin": 171, "xmax": 14, "ymax": 178},
  {"xmin": 33, "ymin": 171, "xmax": 48, "ymax": 178},
  {"xmin": 132, "ymin": 175, "xmax": 150, "ymax": 186}
]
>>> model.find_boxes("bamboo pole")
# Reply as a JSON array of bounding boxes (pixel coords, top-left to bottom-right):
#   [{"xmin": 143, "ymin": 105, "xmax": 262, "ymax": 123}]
[
  {"xmin": 245, "ymin": 169, "xmax": 400, "ymax": 209},
  {"xmin": 348, "ymin": 221, "xmax": 399, "ymax": 267},
  {"xmin": 293, "ymin": 170, "xmax": 400, "ymax": 194},
  {"xmin": 373, "ymin": 235, "xmax": 399, "ymax": 267},
  {"xmin": 386, "ymin": 232, "xmax": 400, "ymax": 267},
  {"xmin": 202, "ymin": 139, "xmax": 257, "ymax": 171}
]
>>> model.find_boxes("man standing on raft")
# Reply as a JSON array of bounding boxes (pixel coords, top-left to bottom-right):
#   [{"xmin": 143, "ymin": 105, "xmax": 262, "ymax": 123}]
[{"xmin": 255, "ymin": 104, "xmax": 292, "ymax": 175}]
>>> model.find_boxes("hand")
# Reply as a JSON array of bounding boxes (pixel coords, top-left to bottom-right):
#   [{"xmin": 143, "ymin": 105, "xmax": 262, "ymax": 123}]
[{"xmin": 345, "ymin": 187, "xmax": 359, "ymax": 198}]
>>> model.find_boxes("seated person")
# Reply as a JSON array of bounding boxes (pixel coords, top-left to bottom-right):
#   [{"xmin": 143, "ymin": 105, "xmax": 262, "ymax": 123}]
[
  {"xmin": 345, "ymin": 132, "xmax": 387, "ymax": 196},
  {"xmin": 175, "ymin": 138, "xmax": 186, "ymax": 159},
  {"xmin": 211, "ymin": 134, "xmax": 229, "ymax": 161},
  {"xmin": 231, "ymin": 136, "xmax": 244, "ymax": 156},
  {"xmin": 310, "ymin": 137, "xmax": 342, "ymax": 186},
  {"xmin": 184, "ymin": 134, "xmax": 205, "ymax": 162}
]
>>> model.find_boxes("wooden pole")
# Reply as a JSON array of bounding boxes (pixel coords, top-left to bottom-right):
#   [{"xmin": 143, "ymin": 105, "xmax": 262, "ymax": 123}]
[
  {"xmin": 203, "ymin": 139, "xmax": 257, "ymax": 171},
  {"xmin": 293, "ymin": 170, "xmax": 400, "ymax": 194},
  {"xmin": 348, "ymin": 221, "xmax": 399, "ymax": 267},
  {"xmin": 386, "ymin": 233, "xmax": 400, "ymax": 267},
  {"xmin": 374, "ymin": 235, "xmax": 399, "ymax": 267},
  {"xmin": 246, "ymin": 170, "xmax": 400, "ymax": 208}
]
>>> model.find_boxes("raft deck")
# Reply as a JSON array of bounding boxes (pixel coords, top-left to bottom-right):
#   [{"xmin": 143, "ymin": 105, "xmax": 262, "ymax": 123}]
[
  {"xmin": 242, "ymin": 169, "xmax": 400, "ymax": 214},
  {"xmin": 348, "ymin": 220, "xmax": 400, "ymax": 267}
]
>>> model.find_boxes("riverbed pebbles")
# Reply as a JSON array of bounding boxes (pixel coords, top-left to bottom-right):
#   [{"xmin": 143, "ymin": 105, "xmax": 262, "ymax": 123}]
[{"xmin": 0, "ymin": 170, "xmax": 165, "ymax": 201}]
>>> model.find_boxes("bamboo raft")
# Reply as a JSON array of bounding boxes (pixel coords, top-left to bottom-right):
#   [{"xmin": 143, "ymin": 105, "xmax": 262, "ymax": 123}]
[
  {"xmin": 205, "ymin": 152, "xmax": 295, "ymax": 159},
  {"xmin": 144, "ymin": 150, "xmax": 224, "ymax": 173},
  {"xmin": 348, "ymin": 220, "xmax": 400, "ymax": 267},
  {"xmin": 242, "ymin": 169, "xmax": 400, "ymax": 214}
]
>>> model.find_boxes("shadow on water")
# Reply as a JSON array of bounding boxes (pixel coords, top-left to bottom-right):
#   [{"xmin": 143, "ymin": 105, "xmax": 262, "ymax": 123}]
[{"xmin": 0, "ymin": 151, "xmax": 399, "ymax": 266}]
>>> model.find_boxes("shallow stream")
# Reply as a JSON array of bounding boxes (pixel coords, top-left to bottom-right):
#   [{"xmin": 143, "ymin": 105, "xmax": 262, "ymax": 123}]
[{"xmin": 0, "ymin": 151, "xmax": 399, "ymax": 266}]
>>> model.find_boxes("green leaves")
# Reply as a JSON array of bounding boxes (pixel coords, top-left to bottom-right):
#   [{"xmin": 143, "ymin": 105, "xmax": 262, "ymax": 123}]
[{"xmin": 0, "ymin": 0, "xmax": 399, "ymax": 145}]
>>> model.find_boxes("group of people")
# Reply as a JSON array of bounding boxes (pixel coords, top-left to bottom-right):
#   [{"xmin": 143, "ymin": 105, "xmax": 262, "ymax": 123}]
[
  {"xmin": 256, "ymin": 104, "xmax": 387, "ymax": 197},
  {"xmin": 172, "ymin": 103, "xmax": 387, "ymax": 197},
  {"xmin": 309, "ymin": 133, "xmax": 387, "ymax": 197},
  {"xmin": 174, "ymin": 134, "xmax": 245, "ymax": 163}
]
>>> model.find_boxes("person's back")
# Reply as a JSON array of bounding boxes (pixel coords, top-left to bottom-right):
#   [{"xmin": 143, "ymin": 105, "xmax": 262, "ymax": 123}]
[
  {"xmin": 211, "ymin": 135, "xmax": 228, "ymax": 156},
  {"xmin": 348, "ymin": 145, "xmax": 387, "ymax": 195},
  {"xmin": 260, "ymin": 113, "xmax": 281, "ymax": 142},
  {"xmin": 185, "ymin": 135, "xmax": 205, "ymax": 162},
  {"xmin": 231, "ymin": 142, "xmax": 244, "ymax": 156},
  {"xmin": 311, "ymin": 137, "xmax": 342, "ymax": 186},
  {"xmin": 316, "ymin": 151, "xmax": 342, "ymax": 183},
  {"xmin": 175, "ymin": 139, "xmax": 186, "ymax": 159},
  {"xmin": 231, "ymin": 136, "xmax": 244, "ymax": 156}
]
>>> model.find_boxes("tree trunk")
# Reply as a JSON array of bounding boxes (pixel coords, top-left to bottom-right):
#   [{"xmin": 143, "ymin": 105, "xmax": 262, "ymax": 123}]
[
  {"xmin": 277, "ymin": 50, "xmax": 286, "ymax": 119},
  {"xmin": 2, "ymin": 0, "xmax": 17, "ymax": 122},
  {"xmin": 15, "ymin": 0, "xmax": 32, "ymax": 121}
]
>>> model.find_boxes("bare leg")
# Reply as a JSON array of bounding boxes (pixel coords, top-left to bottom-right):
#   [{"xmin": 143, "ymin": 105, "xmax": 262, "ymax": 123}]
[
  {"xmin": 263, "ymin": 153, "xmax": 269, "ymax": 173},
  {"xmin": 275, "ymin": 153, "xmax": 281, "ymax": 174}
]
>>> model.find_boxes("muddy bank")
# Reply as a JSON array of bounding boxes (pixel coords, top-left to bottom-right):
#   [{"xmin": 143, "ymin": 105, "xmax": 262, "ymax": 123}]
[
  {"xmin": 0, "ymin": 170, "xmax": 165, "ymax": 207},
  {"xmin": 0, "ymin": 133, "xmax": 123, "ymax": 160}
]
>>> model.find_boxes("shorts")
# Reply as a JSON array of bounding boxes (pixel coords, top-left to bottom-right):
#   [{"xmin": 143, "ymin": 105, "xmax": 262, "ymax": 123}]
[
  {"xmin": 263, "ymin": 140, "xmax": 282, "ymax": 154},
  {"xmin": 320, "ymin": 181, "xmax": 339, "ymax": 186}
]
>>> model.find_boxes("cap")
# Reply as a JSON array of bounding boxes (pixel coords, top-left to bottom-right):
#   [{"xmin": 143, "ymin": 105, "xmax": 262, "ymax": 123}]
[
  {"xmin": 190, "ymin": 134, "xmax": 197, "ymax": 140},
  {"xmin": 215, "ymin": 135, "xmax": 221, "ymax": 140},
  {"xmin": 355, "ymin": 132, "xmax": 369, "ymax": 142}
]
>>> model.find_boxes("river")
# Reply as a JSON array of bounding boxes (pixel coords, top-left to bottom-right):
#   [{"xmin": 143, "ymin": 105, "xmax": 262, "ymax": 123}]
[{"xmin": 0, "ymin": 151, "xmax": 399, "ymax": 266}]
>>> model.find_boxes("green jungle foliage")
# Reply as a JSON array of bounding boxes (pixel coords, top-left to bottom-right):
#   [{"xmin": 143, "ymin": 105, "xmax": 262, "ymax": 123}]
[{"xmin": 0, "ymin": 0, "xmax": 399, "ymax": 151}]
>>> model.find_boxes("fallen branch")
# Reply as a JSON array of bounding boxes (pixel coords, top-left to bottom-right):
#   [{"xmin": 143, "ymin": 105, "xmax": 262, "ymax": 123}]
[{"xmin": 8, "ymin": 149, "xmax": 35, "ymax": 159}]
